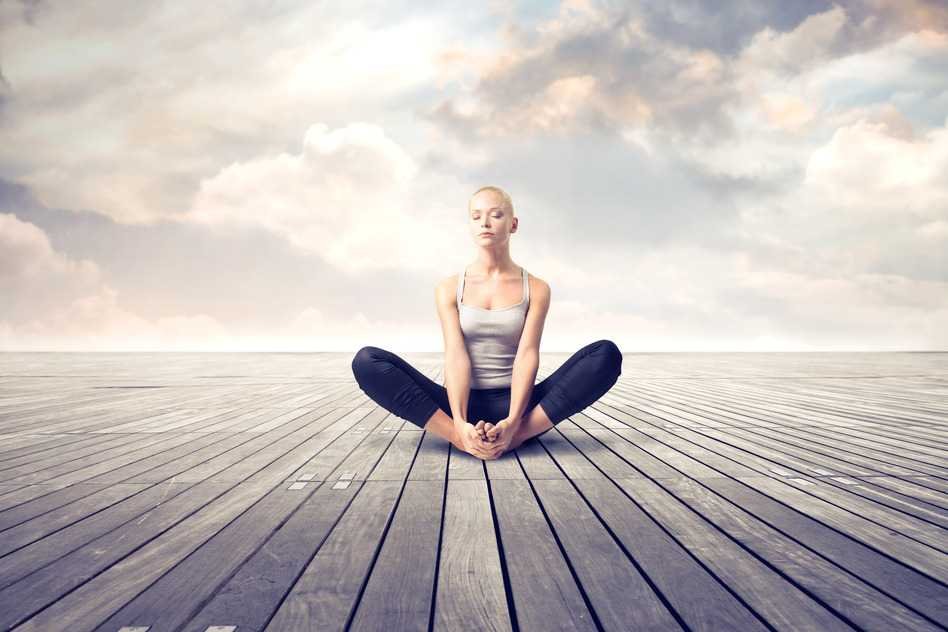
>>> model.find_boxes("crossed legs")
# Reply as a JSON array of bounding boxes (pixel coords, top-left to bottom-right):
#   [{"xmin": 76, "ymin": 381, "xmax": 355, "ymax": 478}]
[{"xmin": 352, "ymin": 339, "xmax": 622, "ymax": 459}]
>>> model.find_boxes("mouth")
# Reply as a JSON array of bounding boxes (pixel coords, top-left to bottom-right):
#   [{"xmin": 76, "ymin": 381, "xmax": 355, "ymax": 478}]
[{"xmin": 479, "ymin": 232, "xmax": 493, "ymax": 236}]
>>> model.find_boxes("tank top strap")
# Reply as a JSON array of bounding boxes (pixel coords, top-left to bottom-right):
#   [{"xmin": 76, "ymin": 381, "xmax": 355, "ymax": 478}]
[
  {"xmin": 521, "ymin": 266, "xmax": 529, "ymax": 302},
  {"xmin": 456, "ymin": 267, "xmax": 466, "ymax": 305}
]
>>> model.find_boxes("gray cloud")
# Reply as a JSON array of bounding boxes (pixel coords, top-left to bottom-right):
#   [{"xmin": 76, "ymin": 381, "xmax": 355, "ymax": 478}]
[
  {"xmin": 0, "ymin": 63, "xmax": 9, "ymax": 115},
  {"xmin": 615, "ymin": 0, "xmax": 835, "ymax": 55},
  {"xmin": 0, "ymin": 177, "xmax": 438, "ymax": 328},
  {"xmin": 3, "ymin": 0, "xmax": 45, "ymax": 26},
  {"xmin": 427, "ymin": 9, "xmax": 740, "ymax": 144},
  {"xmin": 463, "ymin": 133, "xmax": 746, "ymax": 251},
  {"xmin": 0, "ymin": 2, "xmax": 944, "ymax": 351},
  {"xmin": 426, "ymin": 0, "xmax": 948, "ymax": 148},
  {"xmin": 619, "ymin": 0, "xmax": 948, "ymax": 55}
]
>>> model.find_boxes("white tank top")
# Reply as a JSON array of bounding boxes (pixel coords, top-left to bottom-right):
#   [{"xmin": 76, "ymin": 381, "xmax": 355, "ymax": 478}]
[{"xmin": 456, "ymin": 265, "xmax": 530, "ymax": 389}]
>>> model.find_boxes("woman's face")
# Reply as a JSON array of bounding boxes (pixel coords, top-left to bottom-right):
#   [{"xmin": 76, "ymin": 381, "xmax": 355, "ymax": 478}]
[{"xmin": 469, "ymin": 192, "xmax": 516, "ymax": 245}]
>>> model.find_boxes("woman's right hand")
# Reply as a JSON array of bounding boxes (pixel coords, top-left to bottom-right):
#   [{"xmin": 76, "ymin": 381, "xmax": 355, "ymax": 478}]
[{"xmin": 457, "ymin": 422, "xmax": 494, "ymax": 458}]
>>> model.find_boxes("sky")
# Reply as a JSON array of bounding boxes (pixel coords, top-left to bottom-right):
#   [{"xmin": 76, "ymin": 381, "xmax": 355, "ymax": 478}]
[{"xmin": 0, "ymin": 0, "xmax": 946, "ymax": 352}]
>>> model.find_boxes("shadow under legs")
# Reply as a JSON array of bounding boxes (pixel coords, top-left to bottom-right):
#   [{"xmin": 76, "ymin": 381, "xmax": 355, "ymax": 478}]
[
  {"xmin": 422, "ymin": 407, "xmax": 465, "ymax": 451},
  {"xmin": 508, "ymin": 402, "xmax": 555, "ymax": 450}
]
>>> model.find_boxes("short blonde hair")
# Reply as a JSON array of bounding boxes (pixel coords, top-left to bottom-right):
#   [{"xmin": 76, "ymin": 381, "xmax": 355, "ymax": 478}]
[{"xmin": 469, "ymin": 185, "xmax": 515, "ymax": 216}]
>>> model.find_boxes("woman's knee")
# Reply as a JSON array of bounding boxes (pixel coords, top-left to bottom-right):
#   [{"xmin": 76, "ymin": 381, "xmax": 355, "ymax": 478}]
[
  {"xmin": 592, "ymin": 339, "xmax": 622, "ymax": 377},
  {"xmin": 351, "ymin": 345, "xmax": 384, "ymax": 381}
]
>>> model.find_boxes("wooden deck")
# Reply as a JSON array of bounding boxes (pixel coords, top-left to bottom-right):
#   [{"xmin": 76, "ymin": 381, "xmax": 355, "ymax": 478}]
[{"xmin": 0, "ymin": 351, "xmax": 945, "ymax": 631}]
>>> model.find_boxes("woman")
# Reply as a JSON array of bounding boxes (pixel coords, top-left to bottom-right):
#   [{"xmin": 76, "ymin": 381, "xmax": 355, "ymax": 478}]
[{"xmin": 351, "ymin": 185, "xmax": 623, "ymax": 460}]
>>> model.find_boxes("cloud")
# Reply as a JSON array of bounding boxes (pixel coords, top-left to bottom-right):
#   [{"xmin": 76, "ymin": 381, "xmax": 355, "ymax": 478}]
[
  {"xmin": 0, "ymin": 210, "xmax": 440, "ymax": 351},
  {"xmin": 426, "ymin": 2, "xmax": 737, "ymax": 143},
  {"xmin": 0, "ymin": 1, "xmax": 945, "ymax": 351},
  {"xmin": 0, "ymin": 64, "xmax": 10, "ymax": 112},
  {"xmin": 184, "ymin": 122, "xmax": 472, "ymax": 274},
  {"xmin": 0, "ymin": 212, "xmax": 234, "ymax": 350},
  {"xmin": 0, "ymin": 1, "xmax": 456, "ymax": 225},
  {"xmin": 803, "ymin": 116, "xmax": 948, "ymax": 217},
  {"xmin": 666, "ymin": 20, "xmax": 948, "ymax": 186},
  {"xmin": 0, "ymin": 212, "xmax": 101, "ymax": 322},
  {"xmin": 427, "ymin": 2, "xmax": 947, "ymax": 170},
  {"xmin": 738, "ymin": 5, "xmax": 850, "ymax": 74}
]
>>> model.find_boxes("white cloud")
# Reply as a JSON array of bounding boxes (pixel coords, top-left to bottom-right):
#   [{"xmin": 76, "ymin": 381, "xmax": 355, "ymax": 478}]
[
  {"xmin": 0, "ymin": 2, "xmax": 455, "ymax": 225},
  {"xmin": 0, "ymin": 213, "xmax": 233, "ymax": 350},
  {"xmin": 738, "ymin": 5, "xmax": 849, "ymax": 75},
  {"xmin": 803, "ymin": 117, "xmax": 948, "ymax": 218},
  {"xmin": 0, "ymin": 212, "xmax": 438, "ymax": 351},
  {"xmin": 1, "ymin": 2, "xmax": 945, "ymax": 351},
  {"xmin": 0, "ymin": 212, "xmax": 102, "ymax": 320},
  {"xmin": 674, "ymin": 16, "xmax": 948, "ymax": 182},
  {"xmin": 184, "ymin": 122, "xmax": 470, "ymax": 274}
]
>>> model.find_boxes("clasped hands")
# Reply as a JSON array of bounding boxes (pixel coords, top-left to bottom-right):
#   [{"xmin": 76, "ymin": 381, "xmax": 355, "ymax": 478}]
[{"xmin": 456, "ymin": 418, "xmax": 516, "ymax": 460}]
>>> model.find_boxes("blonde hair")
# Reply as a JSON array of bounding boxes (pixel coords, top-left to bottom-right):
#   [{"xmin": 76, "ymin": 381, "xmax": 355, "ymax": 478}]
[{"xmin": 469, "ymin": 185, "xmax": 515, "ymax": 217}]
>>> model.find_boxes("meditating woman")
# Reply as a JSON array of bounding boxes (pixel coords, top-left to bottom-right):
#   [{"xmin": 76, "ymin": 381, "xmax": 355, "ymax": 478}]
[{"xmin": 351, "ymin": 185, "xmax": 623, "ymax": 460}]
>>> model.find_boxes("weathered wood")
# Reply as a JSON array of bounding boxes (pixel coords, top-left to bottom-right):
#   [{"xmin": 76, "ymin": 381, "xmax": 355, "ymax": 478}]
[
  {"xmin": 348, "ymin": 480, "xmax": 444, "ymax": 631},
  {"xmin": 0, "ymin": 351, "xmax": 944, "ymax": 631},
  {"xmin": 265, "ymin": 480, "xmax": 406, "ymax": 631},
  {"xmin": 433, "ymin": 477, "xmax": 512, "ymax": 631},
  {"xmin": 489, "ymin": 478, "xmax": 595, "ymax": 631}
]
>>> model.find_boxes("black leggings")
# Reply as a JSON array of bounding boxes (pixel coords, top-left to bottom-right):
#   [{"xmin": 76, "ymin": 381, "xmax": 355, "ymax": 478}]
[{"xmin": 350, "ymin": 339, "xmax": 622, "ymax": 429}]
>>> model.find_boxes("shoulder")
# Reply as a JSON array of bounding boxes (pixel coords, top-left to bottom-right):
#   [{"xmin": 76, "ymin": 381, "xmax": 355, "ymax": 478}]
[
  {"xmin": 527, "ymin": 271, "xmax": 551, "ymax": 300},
  {"xmin": 435, "ymin": 273, "xmax": 461, "ymax": 306},
  {"xmin": 436, "ymin": 272, "xmax": 461, "ymax": 293}
]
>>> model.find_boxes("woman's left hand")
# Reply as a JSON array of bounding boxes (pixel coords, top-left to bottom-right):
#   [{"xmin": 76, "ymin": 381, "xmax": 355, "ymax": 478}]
[{"xmin": 482, "ymin": 419, "xmax": 515, "ymax": 458}]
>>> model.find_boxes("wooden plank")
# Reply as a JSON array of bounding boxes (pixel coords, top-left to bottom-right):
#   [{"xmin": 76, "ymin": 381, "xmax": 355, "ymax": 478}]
[
  {"xmin": 530, "ymin": 477, "xmax": 682, "ymax": 629},
  {"xmin": 0, "ymin": 407, "xmax": 368, "ymax": 629},
  {"xmin": 489, "ymin": 478, "xmax": 595, "ymax": 631},
  {"xmin": 281, "ymin": 406, "xmax": 389, "ymax": 483},
  {"xmin": 635, "ymin": 378, "xmax": 948, "ymax": 460},
  {"xmin": 0, "ymin": 482, "xmax": 149, "ymax": 558},
  {"xmin": 0, "ymin": 481, "xmax": 231, "ymax": 629},
  {"xmin": 857, "ymin": 475, "xmax": 948, "ymax": 510},
  {"xmin": 605, "ymin": 423, "xmax": 948, "ymax": 540},
  {"xmin": 586, "ymin": 473, "xmax": 771, "ymax": 629},
  {"xmin": 575, "ymin": 420, "xmax": 948, "ymax": 624},
  {"xmin": 407, "ymin": 431, "xmax": 450, "ymax": 481},
  {"xmin": 0, "ymin": 482, "xmax": 193, "ymax": 587},
  {"xmin": 0, "ymin": 406, "xmax": 337, "ymax": 515},
  {"xmin": 348, "ymin": 480, "xmax": 444, "ymax": 631},
  {"xmin": 432, "ymin": 478, "xmax": 512, "ymax": 631},
  {"xmin": 180, "ymin": 479, "xmax": 362, "ymax": 632},
  {"xmin": 447, "ymin": 445, "xmax": 487, "ymax": 480},
  {"xmin": 94, "ymin": 405, "xmax": 409, "ymax": 630},
  {"xmin": 265, "ymin": 480, "xmax": 406, "ymax": 630},
  {"xmin": 367, "ymin": 428, "xmax": 424, "ymax": 481},
  {"xmin": 0, "ymin": 403, "xmax": 348, "ymax": 513},
  {"xmin": 662, "ymin": 476, "xmax": 944, "ymax": 631},
  {"xmin": 657, "ymin": 426, "xmax": 948, "ymax": 524},
  {"xmin": 0, "ymin": 351, "xmax": 945, "ymax": 632},
  {"xmin": 541, "ymin": 426, "xmax": 825, "ymax": 630},
  {"xmin": 605, "ymin": 401, "xmax": 948, "ymax": 556},
  {"xmin": 701, "ymin": 477, "xmax": 948, "ymax": 624},
  {"xmin": 733, "ymin": 475, "xmax": 948, "ymax": 582},
  {"xmin": 98, "ymin": 481, "xmax": 328, "ymax": 631},
  {"xmin": 0, "ymin": 432, "xmax": 103, "ymax": 462}
]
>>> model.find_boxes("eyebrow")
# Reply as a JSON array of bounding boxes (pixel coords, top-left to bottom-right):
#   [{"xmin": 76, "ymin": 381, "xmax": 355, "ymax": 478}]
[{"xmin": 471, "ymin": 206, "xmax": 503, "ymax": 212}]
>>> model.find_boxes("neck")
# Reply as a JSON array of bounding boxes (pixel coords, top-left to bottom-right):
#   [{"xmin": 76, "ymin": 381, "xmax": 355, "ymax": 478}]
[{"xmin": 474, "ymin": 247, "xmax": 516, "ymax": 276}]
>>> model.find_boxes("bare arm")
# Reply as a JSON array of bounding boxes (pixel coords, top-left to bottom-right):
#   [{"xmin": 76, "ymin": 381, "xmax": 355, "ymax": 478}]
[
  {"xmin": 507, "ymin": 278, "xmax": 551, "ymax": 429},
  {"xmin": 436, "ymin": 278, "xmax": 472, "ymax": 430}
]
